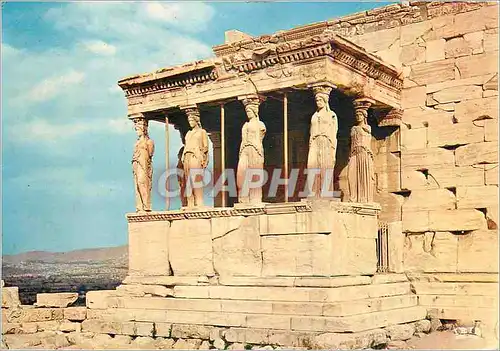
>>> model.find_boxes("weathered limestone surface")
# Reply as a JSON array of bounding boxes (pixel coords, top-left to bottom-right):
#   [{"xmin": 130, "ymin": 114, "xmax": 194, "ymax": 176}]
[
  {"xmin": 116, "ymin": 284, "xmax": 174, "ymax": 297},
  {"xmin": 261, "ymin": 234, "xmax": 331, "ymax": 276},
  {"xmin": 387, "ymin": 221, "xmax": 404, "ymax": 273},
  {"xmin": 170, "ymin": 218, "xmax": 214, "ymax": 276},
  {"xmin": 403, "ymin": 232, "xmax": 458, "ymax": 273},
  {"xmin": 2, "ymin": 287, "xmax": 21, "ymax": 308},
  {"xmin": 455, "ymin": 142, "xmax": 498, "ymax": 166},
  {"xmin": 456, "ymin": 185, "xmax": 499, "ymax": 209},
  {"xmin": 457, "ymin": 230, "xmax": 499, "ymax": 273},
  {"xmin": 213, "ymin": 216, "xmax": 262, "ymax": 277},
  {"xmin": 35, "ymin": 293, "xmax": 78, "ymax": 308},
  {"xmin": 128, "ymin": 220, "xmax": 170, "ymax": 277},
  {"xmin": 428, "ymin": 209, "xmax": 486, "ymax": 232}
]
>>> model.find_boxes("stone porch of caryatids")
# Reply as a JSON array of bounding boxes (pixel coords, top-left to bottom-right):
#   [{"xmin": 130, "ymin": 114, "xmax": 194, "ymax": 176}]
[{"xmin": 118, "ymin": 30, "xmax": 404, "ymax": 214}]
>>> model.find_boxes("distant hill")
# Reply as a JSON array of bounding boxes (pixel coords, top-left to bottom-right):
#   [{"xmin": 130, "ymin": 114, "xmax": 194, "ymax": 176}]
[
  {"xmin": 2, "ymin": 246, "xmax": 128, "ymax": 304},
  {"xmin": 3, "ymin": 245, "xmax": 128, "ymax": 265}
]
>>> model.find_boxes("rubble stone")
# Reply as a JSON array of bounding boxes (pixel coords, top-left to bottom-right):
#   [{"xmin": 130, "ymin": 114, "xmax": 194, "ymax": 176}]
[{"xmin": 35, "ymin": 293, "xmax": 78, "ymax": 308}]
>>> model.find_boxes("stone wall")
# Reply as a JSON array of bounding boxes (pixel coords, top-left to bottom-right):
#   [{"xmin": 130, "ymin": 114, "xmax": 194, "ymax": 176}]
[{"xmin": 329, "ymin": 1, "xmax": 498, "ymax": 331}]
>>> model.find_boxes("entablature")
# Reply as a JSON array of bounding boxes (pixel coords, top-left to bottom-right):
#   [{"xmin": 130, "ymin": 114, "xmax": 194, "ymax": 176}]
[{"xmin": 118, "ymin": 29, "xmax": 403, "ymax": 117}]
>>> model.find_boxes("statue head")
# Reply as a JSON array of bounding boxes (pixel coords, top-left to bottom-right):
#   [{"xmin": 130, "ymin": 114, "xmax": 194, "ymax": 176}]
[
  {"xmin": 243, "ymin": 97, "xmax": 260, "ymax": 120},
  {"xmin": 186, "ymin": 108, "xmax": 201, "ymax": 128},
  {"xmin": 355, "ymin": 109, "xmax": 368, "ymax": 124},
  {"xmin": 133, "ymin": 118, "xmax": 148, "ymax": 138},
  {"xmin": 353, "ymin": 98, "xmax": 373, "ymax": 125},
  {"xmin": 312, "ymin": 86, "xmax": 332, "ymax": 111}
]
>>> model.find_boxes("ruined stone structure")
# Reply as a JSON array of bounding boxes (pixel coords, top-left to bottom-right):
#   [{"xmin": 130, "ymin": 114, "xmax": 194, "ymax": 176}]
[{"xmin": 2, "ymin": 2, "xmax": 498, "ymax": 349}]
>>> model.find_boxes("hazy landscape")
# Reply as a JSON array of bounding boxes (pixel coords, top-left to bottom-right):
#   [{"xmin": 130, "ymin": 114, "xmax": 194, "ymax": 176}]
[{"xmin": 2, "ymin": 246, "xmax": 128, "ymax": 304}]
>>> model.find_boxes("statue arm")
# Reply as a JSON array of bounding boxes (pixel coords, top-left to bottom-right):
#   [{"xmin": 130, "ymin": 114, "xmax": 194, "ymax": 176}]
[
  {"xmin": 201, "ymin": 130, "xmax": 209, "ymax": 167},
  {"xmin": 362, "ymin": 124, "xmax": 371, "ymax": 134},
  {"xmin": 239, "ymin": 124, "xmax": 247, "ymax": 152},
  {"xmin": 147, "ymin": 139, "xmax": 155, "ymax": 157},
  {"xmin": 330, "ymin": 112, "xmax": 338, "ymax": 145},
  {"xmin": 260, "ymin": 121, "xmax": 266, "ymax": 139}
]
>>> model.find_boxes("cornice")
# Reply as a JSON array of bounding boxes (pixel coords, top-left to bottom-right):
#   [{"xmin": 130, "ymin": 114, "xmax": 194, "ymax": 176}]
[{"xmin": 126, "ymin": 201, "xmax": 380, "ymax": 223}]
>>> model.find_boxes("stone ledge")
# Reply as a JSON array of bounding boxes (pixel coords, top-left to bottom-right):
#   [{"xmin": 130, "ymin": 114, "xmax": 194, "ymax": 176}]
[{"xmin": 126, "ymin": 201, "xmax": 381, "ymax": 223}]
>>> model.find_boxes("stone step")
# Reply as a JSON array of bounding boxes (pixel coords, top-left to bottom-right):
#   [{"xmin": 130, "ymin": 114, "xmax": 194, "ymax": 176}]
[
  {"xmin": 412, "ymin": 282, "xmax": 498, "ymax": 296},
  {"xmin": 418, "ymin": 294, "xmax": 498, "ymax": 308},
  {"xmin": 408, "ymin": 272, "xmax": 499, "ymax": 283},
  {"xmin": 224, "ymin": 326, "xmax": 389, "ymax": 348},
  {"xmin": 290, "ymin": 306, "xmax": 427, "ymax": 333},
  {"xmin": 172, "ymin": 282, "xmax": 411, "ymax": 302},
  {"xmin": 86, "ymin": 304, "xmax": 426, "ymax": 334},
  {"xmin": 219, "ymin": 275, "xmax": 372, "ymax": 287},
  {"xmin": 89, "ymin": 294, "xmax": 417, "ymax": 318}
]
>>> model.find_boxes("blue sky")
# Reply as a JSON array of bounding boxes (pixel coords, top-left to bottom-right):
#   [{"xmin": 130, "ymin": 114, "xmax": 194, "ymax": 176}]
[{"xmin": 2, "ymin": 1, "xmax": 390, "ymax": 255}]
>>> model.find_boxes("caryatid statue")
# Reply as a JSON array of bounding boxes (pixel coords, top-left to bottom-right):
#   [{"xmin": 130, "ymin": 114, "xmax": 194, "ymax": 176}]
[
  {"xmin": 307, "ymin": 84, "xmax": 338, "ymax": 198},
  {"xmin": 181, "ymin": 107, "xmax": 209, "ymax": 208},
  {"xmin": 348, "ymin": 98, "xmax": 375, "ymax": 203},
  {"xmin": 237, "ymin": 96, "xmax": 266, "ymax": 204},
  {"xmin": 132, "ymin": 117, "xmax": 155, "ymax": 213}
]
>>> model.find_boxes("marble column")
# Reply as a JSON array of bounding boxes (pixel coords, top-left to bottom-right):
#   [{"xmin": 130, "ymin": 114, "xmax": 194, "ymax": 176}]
[
  {"xmin": 131, "ymin": 114, "xmax": 155, "ymax": 213},
  {"xmin": 208, "ymin": 131, "xmax": 222, "ymax": 207},
  {"xmin": 306, "ymin": 83, "xmax": 338, "ymax": 199},
  {"xmin": 237, "ymin": 95, "xmax": 266, "ymax": 205},
  {"xmin": 347, "ymin": 98, "xmax": 376, "ymax": 203},
  {"xmin": 181, "ymin": 105, "xmax": 209, "ymax": 208}
]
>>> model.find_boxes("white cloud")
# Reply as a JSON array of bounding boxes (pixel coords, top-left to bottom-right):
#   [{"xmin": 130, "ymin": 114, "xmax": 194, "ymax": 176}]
[
  {"xmin": 3, "ymin": 2, "xmax": 215, "ymax": 157},
  {"xmin": 26, "ymin": 70, "xmax": 85, "ymax": 102},
  {"xmin": 9, "ymin": 117, "xmax": 133, "ymax": 145},
  {"xmin": 145, "ymin": 2, "xmax": 215, "ymax": 31},
  {"xmin": 45, "ymin": 2, "xmax": 215, "ymax": 35},
  {"xmin": 1, "ymin": 43, "xmax": 22, "ymax": 58},
  {"xmin": 82, "ymin": 40, "xmax": 116, "ymax": 56}
]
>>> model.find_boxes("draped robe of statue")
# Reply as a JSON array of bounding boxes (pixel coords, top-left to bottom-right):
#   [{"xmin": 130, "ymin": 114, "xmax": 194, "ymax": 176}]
[
  {"xmin": 348, "ymin": 123, "xmax": 375, "ymax": 203},
  {"xmin": 132, "ymin": 123, "xmax": 154, "ymax": 212},
  {"xmin": 176, "ymin": 146, "xmax": 187, "ymax": 207},
  {"xmin": 307, "ymin": 95, "xmax": 338, "ymax": 198},
  {"xmin": 237, "ymin": 104, "xmax": 266, "ymax": 204},
  {"xmin": 182, "ymin": 125, "xmax": 209, "ymax": 208}
]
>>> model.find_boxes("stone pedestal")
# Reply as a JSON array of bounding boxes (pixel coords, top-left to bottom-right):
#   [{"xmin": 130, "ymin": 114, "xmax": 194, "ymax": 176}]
[{"xmin": 125, "ymin": 200, "xmax": 380, "ymax": 280}]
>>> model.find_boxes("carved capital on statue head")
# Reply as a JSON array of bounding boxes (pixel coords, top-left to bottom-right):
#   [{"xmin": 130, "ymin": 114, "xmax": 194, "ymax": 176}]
[
  {"xmin": 353, "ymin": 97, "xmax": 375, "ymax": 123},
  {"xmin": 239, "ymin": 94, "xmax": 265, "ymax": 119},
  {"xmin": 353, "ymin": 98, "xmax": 375, "ymax": 111},
  {"xmin": 181, "ymin": 104, "xmax": 202, "ymax": 127},
  {"xmin": 129, "ymin": 112, "xmax": 146, "ymax": 121},
  {"xmin": 239, "ymin": 94, "xmax": 265, "ymax": 106},
  {"xmin": 309, "ymin": 81, "xmax": 336, "ymax": 98},
  {"xmin": 132, "ymin": 115, "xmax": 149, "ymax": 137}
]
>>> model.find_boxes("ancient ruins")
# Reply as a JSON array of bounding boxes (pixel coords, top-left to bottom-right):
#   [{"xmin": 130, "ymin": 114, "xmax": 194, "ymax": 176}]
[{"xmin": 2, "ymin": 1, "xmax": 498, "ymax": 349}]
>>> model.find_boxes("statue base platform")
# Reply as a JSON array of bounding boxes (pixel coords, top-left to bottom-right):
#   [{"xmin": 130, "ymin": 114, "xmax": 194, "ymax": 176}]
[
  {"xmin": 82, "ymin": 201, "xmax": 427, "ymax": 345},
  {"xmin": 125, "ymin": 200, "xmax": 381, "ymax": 278}
]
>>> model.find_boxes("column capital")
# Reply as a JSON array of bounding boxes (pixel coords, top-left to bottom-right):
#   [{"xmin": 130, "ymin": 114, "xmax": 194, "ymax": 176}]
[
  {"xmin": 308, "ymin": 81, "xmax": 337, "ymax": 91},
  {"xmin": 180, "ymin": 105, "xmax": 201, "ymax": 121},
  {"xmin": 238, "ymin": 94, "xmax": 266, "ymax": 105},
  {"xmin": 353, "ymin": 97, "xmax": 375, "ymax": 110},
  {"xmin": 128, "ymin": 112, "xmax": 146, "ymax": 121},
  {"xmin": 180, "ymin": 104, "xmax": 199, "ymax": 112}
]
